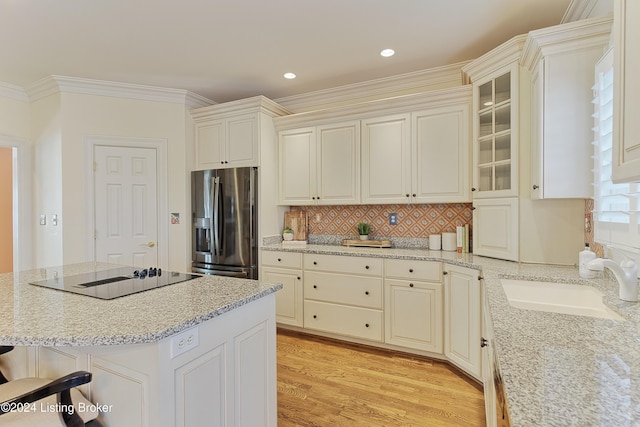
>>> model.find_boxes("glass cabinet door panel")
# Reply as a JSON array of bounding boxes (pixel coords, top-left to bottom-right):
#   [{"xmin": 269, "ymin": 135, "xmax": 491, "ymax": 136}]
[
  {"xmin": 495, "ymin": 105, "xmax": 511, "ymax": 133},
  {"xmin": 479, "ymin": 111, "xmax": 494, "ymax": 138},
  {"xmin": 495, "ymin": 164, "xmax": 511, "ymax": 190},
  {"xmin": 479, "ymin": 138, "xmax": 493, "ymax": 164},
  {"xmin": 479, "ymin": 166, "xmax": 493, "ymax": 192},
  {"xmin": 495, "ymin": 134, "xmax": 511, "ymax": 162},
  {"xmin": 495, "ymin": 73, "xmax": 511, "ymax": 104},
  {"xmin": 479, "ymin": 81, "xmax": 493, "ymax": 110}
]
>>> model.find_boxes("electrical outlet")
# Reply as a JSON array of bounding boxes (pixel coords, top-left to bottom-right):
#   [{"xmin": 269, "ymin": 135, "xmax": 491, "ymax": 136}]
[
  {"xmin": 51, "ymin": 214, "xmax": 58, "ymax": 226},
  {"xmin": 170, "ymin": 327, "xmax": 199, "ymax": 358},
  {"xmin": 40, "ymin": 214, "xmax": 46, "ymax": 225},
  {"xmin": 389, "ymin": 213, "xmax": 398, "ymax": 225}
]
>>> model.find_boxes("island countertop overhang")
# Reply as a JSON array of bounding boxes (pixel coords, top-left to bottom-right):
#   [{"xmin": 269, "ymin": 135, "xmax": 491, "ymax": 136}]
[{"xmin": 0, "ymin": 262, "xmax": 282, "ymax": 346}]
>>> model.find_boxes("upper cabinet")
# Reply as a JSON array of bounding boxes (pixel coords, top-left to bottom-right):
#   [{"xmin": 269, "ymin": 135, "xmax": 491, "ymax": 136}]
[
  {"xmin": 278, "ymin": 121, "xmax": 360, "ymax": 205},
  {"xmin": 522, "ymin": 16, "xmax": 613, "ymax": 199},
  {"xmin": 470, "ymin": 63, "xmax": 519, "ymax": 198},
  {"xmin": 275, "ymin": 87, "xmax": 472, "ymax": 206},
  {"xmin": 191, "ymin": 96, "xmax": 290, "ymax": 170},
  {"xmin": 613, "ymin": 0, "xmax": 640, "ymax": 183}
]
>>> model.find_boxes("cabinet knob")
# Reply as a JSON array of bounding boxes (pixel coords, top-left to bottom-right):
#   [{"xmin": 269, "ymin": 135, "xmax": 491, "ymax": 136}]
[
  {"xmin": 277, "ymin": 258, "xmax": 281, "ymax": 262},
  {"xmin": 412, "ymin": 193, "xmax": 416, "ymax": 197},
  {"xmin": 365, "ymin": 323, "xmax": 370, "ymax": 328},
  {"xmin": 471, "ymin": 207, "xmax": 476, "ymax": 210},
  {"xmin": 405, "ymin": 194, "xmax": 410, "ymax": 198},
  {"xmin": 443, "ymin": 271, "xmax": 448, "ymax": 275},
  {"xmin": 481, "ymin": 337, "xmax": 488, "ymax": 348},
  {"xmin": 365, "ymin": 265, "xmax": 370, "ymax": 270},
  {"xmin": 312, "ymin": 197, "xmax": 316, "ymax": 200},
  {"xmin": 409, "ymin": 269, "xmax": 414, "ymax": 273},
  {"xmin": 409, "ymin": 283, "xmax": 414, "ymax": 288},
  {"xmin": 313, "ymin": 261, "xmax": 317, "ymax": 265},
  {"xmin": 533, "ymin": 185, "xmax": 539, "ymax": 190},
  {"xmin": 471, "ymin": 187, "xmax": 477, "ymax": 192},
  {"xmin": 365, "ymin": 291, "xmax": 369, "ymax": 295},
  {"xmin": 297, "ymin": 277, "xmax": 301, "ymax": 280},
  {"xmin": 478, "ymin": 276, "xmax": 484, "ymax": 281},
  {"xmin": 313, "ymin": 285, "xmax": 317, "ymax": 289},
  {"xmin": 313, "ymin": 315, "xmax": 317, "ymax": 319}
]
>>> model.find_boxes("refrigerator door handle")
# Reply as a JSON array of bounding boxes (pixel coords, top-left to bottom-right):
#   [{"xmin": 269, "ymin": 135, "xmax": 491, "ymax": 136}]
[{"xmin": 213, "ymin": 176, "xmax": 221, "ymax": 256}]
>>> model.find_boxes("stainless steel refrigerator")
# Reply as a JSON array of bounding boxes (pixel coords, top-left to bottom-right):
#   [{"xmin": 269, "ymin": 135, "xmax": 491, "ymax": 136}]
[{"xmin": 191, "ymin": 167, "xmax": 258, "ymax": 279}]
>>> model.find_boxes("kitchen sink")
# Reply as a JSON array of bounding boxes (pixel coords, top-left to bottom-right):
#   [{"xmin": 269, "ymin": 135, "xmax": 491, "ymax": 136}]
[{"xmin": 500, "ymin": 279, "xmax": 624, "ymax": 320}]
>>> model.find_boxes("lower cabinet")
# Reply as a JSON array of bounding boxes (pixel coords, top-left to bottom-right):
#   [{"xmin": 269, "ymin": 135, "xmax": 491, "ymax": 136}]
[
  {"xmin": 261, "ymin": 249, "xmax": 482, "ymax": 376},
  {"xmin": 384, "ymin": 259, "xmax": 443, "ymax": 353},
  {"xmin": 444, "ymin": 264, "xmax": 483, "ymax": 379}
]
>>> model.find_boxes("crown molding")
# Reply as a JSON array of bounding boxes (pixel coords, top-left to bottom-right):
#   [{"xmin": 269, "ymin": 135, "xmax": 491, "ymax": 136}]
[
  {"xmin": 25, "ymin": 75, "xmax": 217, "ymax": 106},
  {"xmin": 461, "ymin": 35, "xmax": 528, "ymax": 84},
  {"xmin": 190, "ymin": 95, "xmax": 291, "ymax": 121},
  {"xmin": 273, "ymin": 86, "xmax": 472, "ymax": 131},
  {"xmin": 521, "ymin": 15, "xmax": 612, "ymax": 71},
  {"xmin": 563, "ymin": 0, "xmax": 603, "ymax": 22},
  {"xmin": 274, "ymin": 61, "xmax": 469, "ymax": 114},
  {"xmin": 0, "ymin": 81, "xmax": 29, "ymax": 102}
]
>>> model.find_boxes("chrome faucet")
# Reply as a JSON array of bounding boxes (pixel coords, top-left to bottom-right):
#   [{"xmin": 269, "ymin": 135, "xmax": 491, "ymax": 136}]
[{"xmin": 587, "ymin": 256, "xmax": 638, "ymax": 302}]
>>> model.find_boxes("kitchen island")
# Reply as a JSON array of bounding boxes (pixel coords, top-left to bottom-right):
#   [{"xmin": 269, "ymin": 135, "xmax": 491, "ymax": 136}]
[
  {"xmin": 0, "ymin": 262, "xmax": 282, "ymax": 427},
  {"xmin": 263, "ymin": 242, "xmax": 640, "ymax": 426}
]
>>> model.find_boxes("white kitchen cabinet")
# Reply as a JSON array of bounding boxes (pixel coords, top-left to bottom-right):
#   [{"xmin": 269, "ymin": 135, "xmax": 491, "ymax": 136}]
[
  {"xmin": 303, "ymin": 254, "xmax": 383, "ymax": 341},
  {"xmin": 191, "ymin": 96, "xmax": 290, "ymax": 171},
  {"xmin": 384, "ymin": 259, "xmax": 443, "ymax": 353},
  {"xmin": 412, "ymin": 104, "xmax": 471, "ymax": 203},
  {"xmin": 361, "ymin": 113, "xmax": 412, "ymax": 204},
  {"xmin": 472, "ymin": 197, "xmax": 519, "ymax": 262},
  {"xmin": 612, "ymin": 0, "xmax": 640, "ymax": 183},
  {"xmin": 444, "ymin": 264, "xmax": 482, "ymax": 380},
  {"xmin": 261, "ymin": 251, "xmax": 303, "ymax": 327},
  {"xmin": 523, "ymin": 17, "xmax": 612, "ymax": 199},
  {"xmin": 470, "ymin": 62, "xmax": 519, "ymax": 199},
  {"xmin": 194, "ymin": 113, "xmax": 258, "ymax": 169},
  {"xmin": 278, "ymin": 121, "xmax": 360, "ymax": 205}
]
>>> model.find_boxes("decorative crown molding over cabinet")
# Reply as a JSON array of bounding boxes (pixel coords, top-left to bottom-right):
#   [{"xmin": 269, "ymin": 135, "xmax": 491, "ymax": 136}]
[
  {"xmin": 612, "ymin": 0, "xmax": 640, "ymax": 183},
  {"xmin": 522, "ymin": 16, "xmax": 613, "ymax": 199}
]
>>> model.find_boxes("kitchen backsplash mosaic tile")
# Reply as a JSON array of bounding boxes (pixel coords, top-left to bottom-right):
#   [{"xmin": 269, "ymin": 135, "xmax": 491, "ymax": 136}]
[{"xmin": 290, "ymin": 203, "xmax": 472, "ymax": 239}]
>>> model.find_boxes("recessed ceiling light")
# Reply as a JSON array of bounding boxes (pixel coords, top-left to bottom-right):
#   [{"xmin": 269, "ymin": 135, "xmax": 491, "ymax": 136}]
[
  {"xmin": 283, "ymin": 72, "xmax": 296, "ymax": 79},
  {"xmin": 380, "ymin": 49, "xmax": 395, "ymax": 57}
]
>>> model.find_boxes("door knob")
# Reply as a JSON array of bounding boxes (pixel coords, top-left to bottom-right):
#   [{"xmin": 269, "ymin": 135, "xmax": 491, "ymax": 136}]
[{"xmin": 147, "ymin": 242, "xmax": 156, "ymax": 248}]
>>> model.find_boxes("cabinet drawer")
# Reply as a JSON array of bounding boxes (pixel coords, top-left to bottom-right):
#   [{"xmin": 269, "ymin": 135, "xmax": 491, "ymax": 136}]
[
  {"xmin": 261, "ymin": 251, "xmax": 302, "ymax": 269},
  {"xmin": 384, "ymin": 259, "xmax": 442, "ymax": 281},
  {"xmin": 304, "ymin": 254, "xmax": 382, "ymax": 276},
  {"xmin": 304, "ymin": 301, "xmax": 383, "ymax": 342},
  {"xmin": 304, "ymin": 272, "xmax": 382, "ymax": 309}
]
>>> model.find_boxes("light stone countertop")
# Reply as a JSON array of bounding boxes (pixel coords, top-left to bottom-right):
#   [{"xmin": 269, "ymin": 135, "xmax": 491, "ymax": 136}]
[
  {"xmin": 0, "ymin": 262, "xmax": 282, "ymax": 347},
  {"xmin": 262, "ymin": 243, "xmax": 640, "ymax": 426}
]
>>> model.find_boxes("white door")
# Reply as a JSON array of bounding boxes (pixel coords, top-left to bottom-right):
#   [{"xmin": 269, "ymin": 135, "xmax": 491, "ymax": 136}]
[{"xmin": 94, "ymin": 145, "xmax": 158, "ymax": 267}]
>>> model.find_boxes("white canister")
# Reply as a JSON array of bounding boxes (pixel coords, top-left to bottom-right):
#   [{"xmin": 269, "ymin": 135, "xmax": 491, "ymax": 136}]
[
  {"xmin": 442, "ymin": 232, "xmax": 457, "ymax": 251},
  {"xmin": 429, "ymin": 234, "xmax": 441, "ymax": 250}
]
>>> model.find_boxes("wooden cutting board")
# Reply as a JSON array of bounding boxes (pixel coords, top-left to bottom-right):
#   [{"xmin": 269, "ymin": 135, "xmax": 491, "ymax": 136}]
[{"xmin": 284, "ymin": 211, "xmax": 308, "ymax": 241}]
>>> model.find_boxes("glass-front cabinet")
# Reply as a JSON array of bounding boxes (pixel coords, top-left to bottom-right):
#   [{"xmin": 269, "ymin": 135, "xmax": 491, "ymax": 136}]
[{"xmin": 472, "ymin": 63, "xmax": 519, "ymax": 198}]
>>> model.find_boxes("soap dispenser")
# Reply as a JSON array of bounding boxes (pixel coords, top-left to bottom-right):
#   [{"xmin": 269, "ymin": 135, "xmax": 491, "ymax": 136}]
[{"xmin": 579, "ymin": 243, "xmax": 597, "ymax": 279}]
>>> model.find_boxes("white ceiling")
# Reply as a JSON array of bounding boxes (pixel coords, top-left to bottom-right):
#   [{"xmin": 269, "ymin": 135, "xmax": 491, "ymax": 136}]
[{"xmin": 1, "ymin": 0, "xmax": 573, "ymax": 103}]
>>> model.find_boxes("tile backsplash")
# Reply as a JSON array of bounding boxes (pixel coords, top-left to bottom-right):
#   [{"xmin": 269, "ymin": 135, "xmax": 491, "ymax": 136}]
[{"xmin": 290, "ymin": 203, "xmax": 472, "ymax": 240}]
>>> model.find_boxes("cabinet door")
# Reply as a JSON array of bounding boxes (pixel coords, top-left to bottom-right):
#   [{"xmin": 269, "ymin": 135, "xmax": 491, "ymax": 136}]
[
  {"xmin": 444, "ymin": 264, "xmax": 482, "ymax": 379},
  {"xmin": 262, "ymin": 267, "xmax": 303, "ymax": 327},
  {"xmin": 385, "ymin": 279, "xmax": 443, "ymax": 353},
  {"xmin": 278, "ymin": 127, "xmax": 317, "ymax": 205},
  {"xmin": 613, "ymin": 0, "xmax": 640, "ymax": 182},
  {"xmin": 317, "ymin": 121, "xmax": 360, "ymax": 204},
  {"xmin": 472, "ymin": 63, "xmax": 519, "ymax": 198},
  {"xmin": 472, "ymin": 197, "xmax": 519, "ymax": 262},
  {"xmin": 361, "ymin": 114, "xmax": 411, "ymax": 204},
  {"xmin": 226, "ymin": 113, "xmax": 258, "ymax": 167},
  {"xmin": 195, "ymin": 119, "xmax": 225, "ymax": 169},
  {"xmin": 412, "ymin": 105, "xmax": 470, "ymax": 203}
]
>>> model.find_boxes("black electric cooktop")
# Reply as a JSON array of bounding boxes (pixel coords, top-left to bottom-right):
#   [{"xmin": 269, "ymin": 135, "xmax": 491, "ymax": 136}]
[{"xmin": 29, "ymin": 267, "xmax": 200, "ymax": 300}]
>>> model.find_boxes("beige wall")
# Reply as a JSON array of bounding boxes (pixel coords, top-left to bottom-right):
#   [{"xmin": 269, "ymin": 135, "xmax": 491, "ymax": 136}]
[{"xmin": 0, "ymin": 147, "xmax": 12, "ymax": 272}]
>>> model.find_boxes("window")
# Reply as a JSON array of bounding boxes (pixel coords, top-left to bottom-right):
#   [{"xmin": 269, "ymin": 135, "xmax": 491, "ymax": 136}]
[{"xmin": 593, "ymin": 48, "xmax": 640, "ymax": 256}]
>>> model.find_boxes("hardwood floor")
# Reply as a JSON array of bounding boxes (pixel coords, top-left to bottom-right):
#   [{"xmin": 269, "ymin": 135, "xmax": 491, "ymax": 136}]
[{"xmin": 277, "ymin": 329, "xmax": 486, "ymax": 426}]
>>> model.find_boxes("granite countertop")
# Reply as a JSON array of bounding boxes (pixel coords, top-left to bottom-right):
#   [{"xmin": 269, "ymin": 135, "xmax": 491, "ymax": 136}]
[
  {"xmin": 263, "ymin": 243, "xmax": 640, "ymax": 426},
  {"xmin": 0, "ymin": 262, "xmax": 282, "ymax": 347}
]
